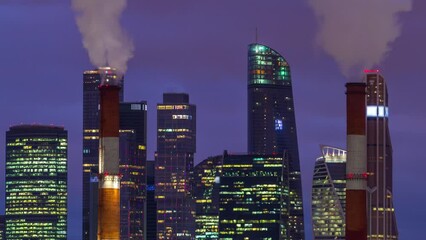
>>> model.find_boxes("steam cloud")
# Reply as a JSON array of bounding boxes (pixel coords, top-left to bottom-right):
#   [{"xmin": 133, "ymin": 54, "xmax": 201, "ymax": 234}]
[
  {"xmin": 72, "ymin": 0, "xmax": 134, "ymax": 74},
  {"xmin": 309, "ymin": 0, "xmax": 411, "ymax": 78}
]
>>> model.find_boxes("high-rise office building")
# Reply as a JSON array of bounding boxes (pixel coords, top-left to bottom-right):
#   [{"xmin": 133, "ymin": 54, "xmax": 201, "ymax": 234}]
[
  {"xmin": 156, "ymin": 93, "xmax": 196, "ymax": 239},
  {"xmin": 312, "ymin": 145, "xmax": 346, "ymax": 240},
  {"xmin": 82, "ymin": 67, "xmax": 124, "ymax": 240},
  {"xmin": 194, "ymin": 155, "xmax": 222, "ymax": 239},
  {"xmin": 247, "ymin": 43, "xmax": 304, "ymax": 238},
  {"xmin": 5, "ymin": 125, "xmax": 67, "ymax": 239},
  {"xmin": 119, "ymin": 102, "xmax": 147, "ymax": 239},
  {"xmin": 146, "ymin": 160, "xmax": 157, "ymax": 240},
  {"xmin": 0, "ymin": 215, "xmax": 5, "ymax": 240},
  {"xmin": 365, "ymin": 71, "xmax": 398, "ymax": 239},
  {"xmin": 219, "ymin": 151, "xmax": 290, "ymax": 239}
]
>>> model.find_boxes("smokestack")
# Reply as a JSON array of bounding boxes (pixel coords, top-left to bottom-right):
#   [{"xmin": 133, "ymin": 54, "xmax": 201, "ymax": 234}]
[
  {"xmin": 97, "ymin": 68, "xmax": 121, "ymax": 240},
  {"xmin": 345, "ymin": 82, "xmax": 367, "ymax": 240}
]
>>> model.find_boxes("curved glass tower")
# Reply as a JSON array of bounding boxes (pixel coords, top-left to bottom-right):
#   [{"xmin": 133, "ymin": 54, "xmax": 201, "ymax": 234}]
[
  {"xmin": 312, "ymin": 145, "xmax": 346, "ymax": 240},
  {"xmin": 248, "ymin": 43, "xmax": 304, "ymax": 238}
]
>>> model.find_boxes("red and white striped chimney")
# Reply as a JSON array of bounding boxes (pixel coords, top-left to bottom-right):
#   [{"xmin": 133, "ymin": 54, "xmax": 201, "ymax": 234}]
[
  {"xmin": 97, "ymin": 68, "xmax": 121, "ymax": 240},
  {"xmin": 345, "ymin": 82, "xmax": 368, "ymax": 240}
]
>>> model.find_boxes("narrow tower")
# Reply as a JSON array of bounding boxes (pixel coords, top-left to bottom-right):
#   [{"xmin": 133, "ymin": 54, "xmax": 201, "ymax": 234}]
[
  {"xmin": 345, "ymin": 83, "xmax": 368, "ymax": 240},
  {"xmin": 365, "ymin": 70, "xmax": 398, "ymax": 239},
  {"xmin": 156, "ymin": 93, "xmax": 196, "ymax": 239},
  {"xmin": 97, "ymin": 69, "xmax": 121, "ymax": 239}
]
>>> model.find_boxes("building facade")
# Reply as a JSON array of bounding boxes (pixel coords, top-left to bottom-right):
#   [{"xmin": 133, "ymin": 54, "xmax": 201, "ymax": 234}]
[
  {"xmin": 146, "ymin": 160, "xmax": 157, "ymax": 240},
  {"xmin": 5, "ymin": 125, "xmax": 67, "ymax": 239},
  {"xmin": 247, "ymin": 43, "xmax": 304, "ymax": 238},
  {"xmin": 194, "ymin": 155, "xmax": 222, "ymax": 239},
  {"xmin": 156, "ymin": 93, "xmax": 196, "ymax": 239},
  {"xmin": 365, "ymin": 71, "xmax": 398, "ymax": 239},
  {"xmin": 219, "ymin": 151, "xmax": 290, "ymax": 239},
  {"xmin": 119, "ymin": 102, "xmax": 147, "ymax": 239},
  {"xmin": 312, "ymin": 145, "xmax": 346, "ymax": 240},
  {"xmin": 82, "ymin": 67, "xmax": 124, "ymax": 239}
]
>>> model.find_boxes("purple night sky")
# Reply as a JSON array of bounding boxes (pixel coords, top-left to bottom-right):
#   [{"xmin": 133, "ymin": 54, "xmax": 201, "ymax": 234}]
[{"xmin": 1, "ymin": 1, "xmax": 425, "ymax": 239}]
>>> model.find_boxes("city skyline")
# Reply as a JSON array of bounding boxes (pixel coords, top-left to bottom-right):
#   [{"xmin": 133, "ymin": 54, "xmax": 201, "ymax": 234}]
[{"xmin": 0, "ymin": 1, "xmax": 425, "ymax": 239}]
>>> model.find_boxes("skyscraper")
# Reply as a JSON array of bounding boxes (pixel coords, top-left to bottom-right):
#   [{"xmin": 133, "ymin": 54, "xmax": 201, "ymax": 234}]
[
  {"xmin": 5, "ymin": 125, "xmax": 67, "ymax": 239},
  {"xmin": 365, "ymin": 71, "xmax": 398, "ymax": 239},
  {"xmin": 194, "ymin": 155, "xmax": 222, "ymax": 239},
  {"xmin": 156, "ymin": 93, "xmax": 196, "ymax": 239},
  {"xmin": 119, "ymin": 102, "xmax": 147, "ymax": 239},
  {"xmin": 219, "ymin": 151, "xmax": 290, "ymax": 239},
  {"xmin": 82, "ymin": 67, "xmax": 123, "ymax": 240},
  {"xmin": 247, "ymin": 43, "xmax": 304, "ymax": 238},
  {"xmin": 146, "ymin": 160, "xmax": 157, "ymax": 240},
  {"xmin": 312, "ymin": 145, "xmax": 346, "ymax": 240}
]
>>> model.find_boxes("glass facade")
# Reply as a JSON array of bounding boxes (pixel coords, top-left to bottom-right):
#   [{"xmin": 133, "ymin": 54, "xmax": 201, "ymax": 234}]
[
  {"xmin": 365, "ymin": 72, "xmax": 398, "ymax": 239},
  {"xmin": 156, "ymin": 93, "xmax": 196, "ymax": 239},
  {"xmin": 119, "ymin": 102, "xmax": 147, "ymax": 239},
  {"xmin": 218, "ymin": 152, "xmax": 289, "ymax": 239},
  {"xmin": 146, "ymin": 160, "xmax": 157, "ymax": 240},
  {"xmin": 5, "ymin": 125, "xmax": 67, "ymax": 239},
  {"xmin": 312, "ymin": 146, "xmax": 346, "ymax": 240},
  {"xmin": 247, "ymin": 43, "xmax": 304, "ymax": 239},
  {"xmin": 194, "ymin": 156, "xmax": 222, "ymax": 239}
]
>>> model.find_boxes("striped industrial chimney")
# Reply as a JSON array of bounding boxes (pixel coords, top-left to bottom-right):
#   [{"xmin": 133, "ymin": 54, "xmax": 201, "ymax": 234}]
[
  {"xmin": 345, "ymin": 82, "xmax": 367, "ymax": 240},
  {"xmin": 97, "ymin": 68, "xmax": 121, "ymax": 240}
]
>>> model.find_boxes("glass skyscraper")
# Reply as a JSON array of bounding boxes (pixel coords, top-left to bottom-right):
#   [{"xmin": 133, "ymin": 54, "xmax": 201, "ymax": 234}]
[
  {"xmin": 156, "ymin": 93, "xmax": 196, "ymax": 239},
  {"xmin": 5, "ymin": 125, "xmax": 67, "ymax": 239},
  {"xmin": 365, "ymin": 71, "xmax": 398, "ymax": 239},
  {"xmin": 146, "ymin": 160, "xmax": 157, "ymax": 240},
  {"xmin": 218, "ymin": 151, "xmax": 290, "ymax": 239},
  {"xmin": 312, "ymin": 145, "xmax": 346, "ymax": 240},
  {"xmin": 119, "ymin": 102, "xmax": 147, "ymax": 239},
  {"xmin": 194, "ymin": 155, "xmax": 222, "ymax": 239},
  {"xmin": 247, "ymin": 43, "xmax": 304, "ymax": 238}
]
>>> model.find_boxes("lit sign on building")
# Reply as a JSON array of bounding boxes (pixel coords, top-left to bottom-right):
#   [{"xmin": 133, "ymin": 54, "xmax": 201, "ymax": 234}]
[
  {"xmin": 275, "ymin": 119, "xmax": 283, "ymax": 131},
  {"xmin": 367, "ymin": 106, "xmax": 389, "ymax": 118}
]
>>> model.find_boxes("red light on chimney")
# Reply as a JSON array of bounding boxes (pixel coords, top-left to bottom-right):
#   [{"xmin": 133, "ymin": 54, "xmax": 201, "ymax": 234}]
[{"xmin": 364, "ymin": 69, "xmax": 380, "ymax": 73}]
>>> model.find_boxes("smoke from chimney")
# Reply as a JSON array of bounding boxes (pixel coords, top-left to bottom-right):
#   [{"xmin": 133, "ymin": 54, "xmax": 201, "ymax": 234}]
[
  {"xmin": 72, "ymin": 0, "xmax": 134, "ymax": 74},
  {"xmin": 308, "ymin": 0, "xmax": 411, "ymax": 78}
]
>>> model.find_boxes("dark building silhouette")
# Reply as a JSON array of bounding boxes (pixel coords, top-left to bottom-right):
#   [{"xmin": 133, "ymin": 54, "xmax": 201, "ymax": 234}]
[
  {"xmin": 194, "ymin": 155, "xmax": 222, "ymax": 239},
  {"xmin": 156, "ymin": 93, "xmax": 196, "ymax": 239},
  {"xmin": 119, "ymin": 102, "xmax": 147, "ymax": 239},
  {"xmin": 5, "ymin": 125, "xmax": 67, "ymax": 239},
  {"xmin": 365, "ymin": 71, "xmax": 398, "ymax": 239},
  {"xmin": 146, "ymin": 160, "xmax": 157, "ymax": 240},
  {"xmin": 82, "ymin": 67, "xmax": 124, "ymax": 240},
  {"xmin": 218, "ymin": 151, "xmax": 290, "ymax": 239},
  {"xmin": 247, "ymin": 43, "xmax": 304, "ymax": 238},
  {"xmin": 312, "ymin": 146, "xmax": 346, "ymax": 240}
]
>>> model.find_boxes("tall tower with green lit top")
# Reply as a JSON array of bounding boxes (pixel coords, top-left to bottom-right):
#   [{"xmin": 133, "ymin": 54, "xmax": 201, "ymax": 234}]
[
  {"xmin": 5, "ymin": 125, "xmax": 67, "ymax": 239},
  {"xmin": 248, "ymin": 43, "xmax": 304, "ymax": 239}
]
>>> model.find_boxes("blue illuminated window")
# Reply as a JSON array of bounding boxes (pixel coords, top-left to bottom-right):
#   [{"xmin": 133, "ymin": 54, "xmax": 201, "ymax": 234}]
[{"xmin": 275, "ymin": 119, "xmax": 283, "ymax": 131}]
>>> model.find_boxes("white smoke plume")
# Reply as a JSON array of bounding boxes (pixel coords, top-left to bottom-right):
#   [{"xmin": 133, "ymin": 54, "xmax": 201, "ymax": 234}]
[
  {"xmin": 72, "ymin": 0, "xmax": 134, "ymax": 74},
  {"xmin": 309, "ymin": 0, "xmax": 411, "ymax": 78}
]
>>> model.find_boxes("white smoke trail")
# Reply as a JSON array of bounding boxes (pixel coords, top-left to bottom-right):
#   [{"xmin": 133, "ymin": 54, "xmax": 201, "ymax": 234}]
[
  {"xmin": 308, "ymin": 0, "xmax": 411, "ymax": 78},
  {"xmin": 72, "ymin": 0, "xmax": 134, "ymax": 74}
]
